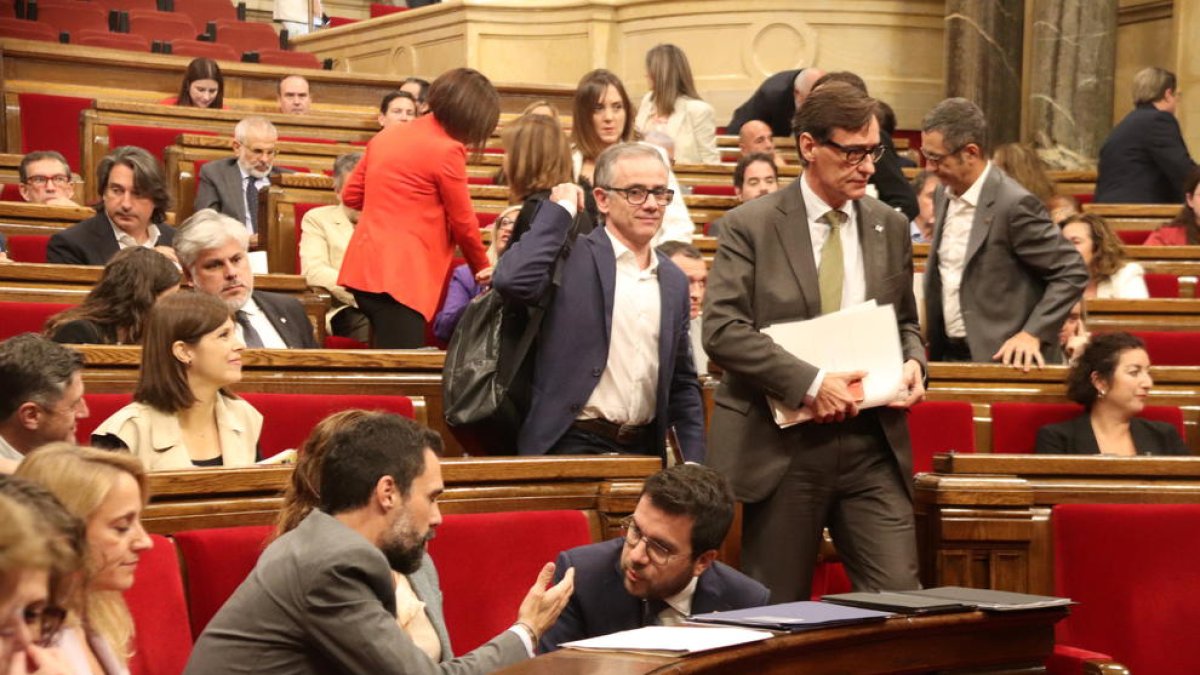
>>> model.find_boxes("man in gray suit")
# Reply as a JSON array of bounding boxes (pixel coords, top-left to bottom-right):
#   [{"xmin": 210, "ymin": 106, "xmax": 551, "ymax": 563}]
[
  {"xmin": 921, "ymin": 98, "xmax": 1088, "ymax": 369},
  {"xmin": 194, "ymin": 116, "xmax": 291, "ymax": 243},
  {"xmin": 185, "ymin": 413, "xmax": 575, "ymax": 675},
  {"xmin": 704, "ymin": 82, "xmax": 926, "ymax": 602}
]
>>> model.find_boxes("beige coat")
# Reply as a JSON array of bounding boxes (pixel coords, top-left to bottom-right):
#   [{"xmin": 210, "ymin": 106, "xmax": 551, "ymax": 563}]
[
  {"xmin": 92, "ymin": 397, "xmax": 262, "ymax": 471},
  {"xmin": 634, "ymin": 92, "xmax": 720, "ymax": 165},
  {"xmin": 300, "ymin": 204, "xmax": 358, "ymax": 330}
]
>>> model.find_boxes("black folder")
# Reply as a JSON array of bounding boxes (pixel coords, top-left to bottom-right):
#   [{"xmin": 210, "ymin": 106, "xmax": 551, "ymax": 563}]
[{"xmin": 822, "ymin": 591, "xmax": 970, "ymax": 615}]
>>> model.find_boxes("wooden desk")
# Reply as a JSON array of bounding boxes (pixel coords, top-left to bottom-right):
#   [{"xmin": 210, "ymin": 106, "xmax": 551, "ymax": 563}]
[
  {"xmin": 500, "ymin": 609, "xmax": 1066, "ymax": 675},
  {"xmin": 915, "ymin": 455, "xmax": 1200, "ymax": 595}
]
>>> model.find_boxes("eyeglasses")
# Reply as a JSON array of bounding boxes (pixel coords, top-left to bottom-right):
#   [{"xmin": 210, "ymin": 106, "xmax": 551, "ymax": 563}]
[
  {"xmin": 497, "ymin": 216, "xmax": 516, "ymax": 229},
  {"xmin": 25, "ymin": 175, "xmax": 70, "ymax": 187},
  {"xmin": 603, "ymin": 186, "xmax": 675, "ymax": 206},
  {"xmin": 821, "ymin": 139, "xmax": 885, "ymax": 166},
  {"xmin": 620, "ymin": 516, "xmax": 682, "ymax": 566},
  {"xmin": 922, "ymin": 145, "xmax": 965, "ymax": 166}
]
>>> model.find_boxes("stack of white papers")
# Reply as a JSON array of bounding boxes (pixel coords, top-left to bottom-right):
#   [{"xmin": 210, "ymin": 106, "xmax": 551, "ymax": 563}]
[
  {"xmin": 762, "ymin": 301, "xmax": 905, "ymax": 428},
  {"xmin": 560, "ymin": 625, "xmax": 772, "ymax": 656}
]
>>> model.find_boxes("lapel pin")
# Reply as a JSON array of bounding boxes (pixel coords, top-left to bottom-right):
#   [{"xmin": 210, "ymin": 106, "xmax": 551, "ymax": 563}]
[
  {"xmin": 874, "ymin": 224, "xmax": 884, "ymax": 233},
  {"xmin": 280, "ymin": 317, "xmax": 288, "ymax": 323}
]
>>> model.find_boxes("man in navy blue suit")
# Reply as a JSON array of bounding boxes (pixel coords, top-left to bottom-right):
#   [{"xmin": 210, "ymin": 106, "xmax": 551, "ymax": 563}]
[
  {"xmin": 538, "ymin": 464, "xmax": 769, "ymax": 651},
  {"xmin": 492, "ymin": 142, "xmax": 705, "ymax": 463}
]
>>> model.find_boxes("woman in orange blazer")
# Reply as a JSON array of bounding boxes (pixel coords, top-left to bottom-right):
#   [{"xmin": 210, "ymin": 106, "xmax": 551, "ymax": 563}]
[{"xmin": 338, "ymin": 68, "xmax": 499, "ymax": 347}]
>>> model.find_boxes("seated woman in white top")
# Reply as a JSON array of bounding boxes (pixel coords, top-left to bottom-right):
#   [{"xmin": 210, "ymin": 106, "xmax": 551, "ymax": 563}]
[
  {"xmin": 1059, "ymin": 213, "xmax": 1149, "ymax": 299},
  {"xmin": 92, "ymin": 292, "xmax": 262, "ymax": 470},
  {"xmin": 634, "ymin": 44, "xmax": 720, "ymax": 166}
]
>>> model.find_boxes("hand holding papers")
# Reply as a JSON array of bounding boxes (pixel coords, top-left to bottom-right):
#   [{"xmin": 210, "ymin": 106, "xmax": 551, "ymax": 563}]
[{"xmin": 560, "ymin": 626, "xmax": 772, "ymax": 656}]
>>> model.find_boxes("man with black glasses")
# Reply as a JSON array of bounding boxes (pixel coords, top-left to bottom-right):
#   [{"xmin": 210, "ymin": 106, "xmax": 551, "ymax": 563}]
[
  {"xmin": 493, "ymin": 142, "xmax": 705, "ymax": 462},
  {"xmin": 538, "ymin": 464, "xmax": 767, "ymax": 651},
  {"xmin": 18, "ymin": 151, "xmax": 76, "ymax": 206}
]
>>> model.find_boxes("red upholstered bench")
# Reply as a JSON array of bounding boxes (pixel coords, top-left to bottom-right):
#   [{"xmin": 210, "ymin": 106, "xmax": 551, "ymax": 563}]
[
  {"xmin": 907, "ymin": 400, "xmax": 975, "ymax": 474},
  {"xmin": 990, "ymin": 401, "xmax": 1184, "ymax": 454},
  {"xmin": 18, "ymin": 93, "xmax": 92, "ymax": 171},
  {"xmin": 80, "ymin": 393, "xmax": 134, "ymax": 444},
  {"xmin": 1116, "ymin": 229, "xmax": 1149, "ymax": 246},
  {"xmin": 1050, "ymin": 504, "xmax": 1200, "ymax": 675},
  {"xmin": 428, "ymin": 510, "xmax": 593, "ymax": 654},
  {"xmin": 0, "ymin": 184, "xmax": 24, "ymax": 200},
  {"xmin": 476, "ymin": 211, "xmax": 498, "ymax": 229},
  {"xmin": 108, "ymin": 125, "xmax": 217, "ymax": 162},
  {"xmin": 1131, "ymin": 330, "xmax": 1200, "ymax": 366},
  {"xmin": 0, "ymin": 301, "xmax": 71, "ymax": 340},
  {"xmin": 1143, "ymin": 273, "xmax": 1180, "ymax": 299},
  {"xmin": 174, "ymin": 525, "xmax": 275, "ymax": 639},
  {"xmin": 125, "ymin": 534, "xmax": 193, "ymax": 675},
  {"xmin": 238, "ymin": 392, "xmax": 416, "ymax": 458},
  {"xmin": 5, "ymin": 234, "xmax": 50, "ymax": 263},
  {"xmin": 692, "ymin": 184, "xmax": 736, "ymax": 197},
  {"xmin": 370, "ymin": 3, "xmax": 409, "ymax": 17}
]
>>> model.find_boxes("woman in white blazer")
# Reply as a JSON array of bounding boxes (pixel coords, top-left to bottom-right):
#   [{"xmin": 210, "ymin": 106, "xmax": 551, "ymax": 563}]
[
  {"xmin": 1059, "ymin": 213, "xmax": 1150, "ymax": 300},
  {"xmin": 634, "ymin": 44, "xmax": 720, "ymax": 165}
]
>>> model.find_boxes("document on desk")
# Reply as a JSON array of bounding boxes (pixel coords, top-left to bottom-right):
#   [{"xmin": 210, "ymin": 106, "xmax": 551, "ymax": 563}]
[
  {"xmin": 559, "ymin": 625, "xmax": 772, "ymax": 656},
  {"xmin": 762, "ymin": 301, "xmax": 905, "ymax": 428}
]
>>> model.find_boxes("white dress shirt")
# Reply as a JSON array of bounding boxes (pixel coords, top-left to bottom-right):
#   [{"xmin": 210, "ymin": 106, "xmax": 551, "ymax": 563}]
[
  {"xmin": 107, "ymin": 214, "xmax": 162, "ymax": 251},
  {"xmin": 0, "ymin": 433, "xmax": 23, "ymax": 463},
  {"xmin": 938, "ymin": 162, "xmax": 993, "ymax": 339},
  {"xmin": 579, "ymin": 228, "xmax": 662, "ymax": 426},
  {"xmin": 237, "ymin": 296, "xmax": 288, "ymax": 349},
  {"xmin": 657, "ymin": 576, "xmax": 699, "ymax": 626}
]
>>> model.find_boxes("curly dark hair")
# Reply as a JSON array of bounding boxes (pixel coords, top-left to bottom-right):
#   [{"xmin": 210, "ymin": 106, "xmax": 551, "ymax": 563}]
[
  {"xmin": 1065, "ymin": 332, "xmax": 1146, "ymax": 409},
  {"xmin": 1060, "ymin": 213, "xmax": 1127, "ymax": 280},
  {"xmin": 44, "ymin": 247, "xmax": 180, "ymax": 344}
]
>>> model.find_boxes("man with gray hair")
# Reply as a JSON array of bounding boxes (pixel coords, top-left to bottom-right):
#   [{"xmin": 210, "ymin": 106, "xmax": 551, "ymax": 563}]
[
  {"xmin": 175, "ymin": 209, "xmax": 318, "ymax": 349},
  {"xmin": 0, "ymin": 335, "xmax": 87, "ymax": 473},
  {"xmin": 194, "ymin": 116, "xmax": 293, "ymax": 241},
  {"xmin": 493, "ymin": 142, "xmax": 705, "ymax": 462},
  {"xmin": 299, "ymin": 153, "xmax": 370, "ymax": 343},
  {"xmin": 922, "ymin": 97, "xmax": 1087, "ymax": 368},
  {"xmin": 1095, "ymin": 66, "xmax": 1196, "ymax": 203}
]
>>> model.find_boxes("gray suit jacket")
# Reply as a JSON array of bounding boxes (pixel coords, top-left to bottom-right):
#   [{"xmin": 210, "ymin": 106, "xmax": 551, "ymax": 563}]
[
  {"xmin": 702, "ymin": 180, "xmax": 926, "ymax": 502},
  {"xmin": 184, "ymin": 510, "xmax": 525, "ymax": 675},
  {"xmin": 924, "ymin": 167, "xmax": 1088, "ymax": 363},
  {"xmin": 195, "ymin": 157, "xmax": 292, "ymax": 226}
]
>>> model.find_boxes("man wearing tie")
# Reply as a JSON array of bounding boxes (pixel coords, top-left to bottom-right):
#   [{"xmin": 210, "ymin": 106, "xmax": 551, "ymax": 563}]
[
  {"xmin": 538, "ymin": 464, "xmax": 768, "ymax": 651},
  {"xmin": 174, "ymin": 209, "xmax": 318, "ymax": 349},
  {"xmin": 703, "ymin": 82, "xmax": 926, "ymax": 602},
  {"xmin": 194, "ymin": 116, "xmax": 293, "ymax": 245}
]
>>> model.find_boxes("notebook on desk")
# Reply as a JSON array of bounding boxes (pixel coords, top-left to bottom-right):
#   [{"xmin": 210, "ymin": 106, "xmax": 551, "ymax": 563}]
[
  {"xmin": 689, "ymin": 600, "xmax": 892, "ymax": 632},
  {"xmin": 822, "ymin": 591, "xmax": 971, "ymax": 615}
]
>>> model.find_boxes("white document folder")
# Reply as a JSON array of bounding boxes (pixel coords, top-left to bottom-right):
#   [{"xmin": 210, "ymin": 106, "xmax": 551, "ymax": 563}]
[{"xmin": 761, "ymin": 301, "xmax": 905, "ymax": 428}]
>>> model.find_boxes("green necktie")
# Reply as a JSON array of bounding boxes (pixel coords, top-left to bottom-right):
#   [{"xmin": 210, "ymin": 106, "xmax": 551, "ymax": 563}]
[{"xmin": 818, "ymin": 210, "xmax": 846, "ymax": 315}]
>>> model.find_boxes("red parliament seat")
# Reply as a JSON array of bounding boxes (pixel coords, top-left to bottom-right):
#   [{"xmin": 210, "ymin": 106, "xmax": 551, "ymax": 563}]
[
  {"xmin": 428, "ymin": 511, "xmax": 593, "ymax": 655},
  {"xmin": 1143, "ymin": 273, "xmax": 1179, "ymax": 298},
  {"xmin": 0, "ymin": 184, "xmax": 24, "ymax": 201},
  {"xmin": 0, "ymin": 301, "xmax": 71, "ymax": 340},
  {"xmin": 1050, "ymin": 504, "xmax": 1200, "ymax": 675},
  {"xmin": 4, "ymin": 235, "xmax": 50, "ymax": 263},
  {"xmin": 1116, "ymin": 229, "xmax": 1150, "ymax": 246},
  {"xmin": 174, "ymin": 0, "xmax": 238, "ymax": 25},
  {"xmin": 0, "ymin": 16, "xmax": 60, "ymax": 41},
  {"xmin": 101, "ymin": 0, "xmax": 159, "ymax": 10},
  {"xmin": 108, "ymin": 124, "xmax": 217, "ymax": 162},
  {"xmin": 369, "ymin": 3, "xmax": 408, "ymax": 17},
  {"xmin": 74, "ymin": 29, "xmax": 151, "ymax": 52},
  {"xmin": 906, "ymin": 400, "xmax": 975, "ymax": 475},
  {"xmin": 125, "ymin": 534, "xmax": 193, "ymax": 675},
  {"xmin": 79, "ymin": 393, "xmax": 133, "ymax": 444},
  {"xmin": 170, "ymin": 39, "xmax": 238, "ymax": 61},
  {"xmin": 990, "ymin": 401, "xmax": 1184, "ymax": 454},
  {"xmin": 18, "ymin": 92, "xmax": 92, "ymax": 172},
  {"xmin": 174, "ymin": 525, "xmax": 274, "ymax": 639},
  {"xmin": 212, "ymin": 19, "xmax": 278, "ymax": 55},
  {"xmin": 35, "ymin": 4, "xmax": 108, "ymax": 33},
  {"xmin": 128, "ymin": 9, "xmax": 198, "ymax": 42},
  {"xmin": 237, "ymin": 392, "xmax": 416, "ymax": 458},
  {"xmin": 1131, "ymin": 330, "xmax": 1200, "ymax": 366},
  {"xmin": 692, "ymin": 184, "xmax": 737, "ymax": 197},
  {"xmin": 257, "ymin": 49, "xmax": 320, "ymax": 69}
]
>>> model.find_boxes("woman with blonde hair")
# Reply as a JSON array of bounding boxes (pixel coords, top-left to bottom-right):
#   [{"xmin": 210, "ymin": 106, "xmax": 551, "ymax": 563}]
[
  {"xmin": 993, "ymin": 143, "xmax": 1078, "ymax": 223},
  {"xmin": 0, "ymin": 493, "xmax": 54, "ymax": 673},
  {"xmin": 15, "ymin": 444, "xmax": 153, "ymax": 674},
  {"xmin": 635, "ymin": 44, "xmax": 719, "ymax": 165},
  {"xmin": 1059, "ymin": 213, "xmax": 1149, "ymax": 299},
  {"xmin": 91, "ymin": 292, "xmax": 262, "ymax": 471},
  {"xmin": 274, "ymin": 410, "xmax": 452, "ymax": 663}
]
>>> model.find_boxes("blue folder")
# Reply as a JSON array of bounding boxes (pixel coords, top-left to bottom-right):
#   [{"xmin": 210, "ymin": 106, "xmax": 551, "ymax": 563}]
[{"xmin": 689, "ymin": 600, "xmax": 893, "ymax": 632}]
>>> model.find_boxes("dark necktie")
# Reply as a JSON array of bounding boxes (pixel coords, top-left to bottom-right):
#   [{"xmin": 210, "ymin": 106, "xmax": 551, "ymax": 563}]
[
  {"xmin": 641, "ymin": 598, "xmax": 667, "ymax": 627},
  {"xmin": 235, "ymin": 310, "xmax": 264, "ymax": 348},
  {"xmin": 245, "ymin": 176, "xmax": 259, "ymax": 234}
]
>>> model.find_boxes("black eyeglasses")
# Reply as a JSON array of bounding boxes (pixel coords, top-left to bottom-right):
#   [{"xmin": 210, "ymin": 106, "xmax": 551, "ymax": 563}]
[
  {"xmin": 821, "ymin": 140, "xmax": 886, "ymax": 166},
  {"xmin": 620, "ymin": 516, "xmax": 682, "ymax": 566},
  {"xmin": 922, "ymin": 145, "xmax": 965, "ymax": 166},
  {"xmin": 602, "ymin": 186, "xmax": 675, "ymax": 206},
  {"xmin": 25, "ymin": 175, "xmax": 70, "ymax": 187}
]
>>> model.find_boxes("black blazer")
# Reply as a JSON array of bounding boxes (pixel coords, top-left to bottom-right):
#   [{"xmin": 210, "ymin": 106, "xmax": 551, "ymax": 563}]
[
  {"xmin": 1094, "ymin": 104, "xmax": 1196, "ymax": 204},
  {"xmin": 46, "ymin": 212, "xmax": 177, "ymax": 266},
  {"xmin": 1035, "ymin": 414, "xmax": 1190, "ymax": 456},
  {"xmin": 727, "ymin": 68, "xmax": 804, "ymax": 137},
  {"xmin": 252, "ymin": 290, "xmax": 319, "ymax": 349}
]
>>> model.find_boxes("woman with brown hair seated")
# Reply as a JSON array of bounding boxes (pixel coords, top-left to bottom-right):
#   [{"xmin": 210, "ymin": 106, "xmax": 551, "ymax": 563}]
[
  {"xmin": 1036, "ymin": 332, "xmax": 1189, "ymax": 455},
  {"xmin": 1144, "ymin": 165, "xmax": 1200, "ymax": 245},
  {"xmin": 993, "ymin": 143, "xmax": 1079, "ymax": 223},
  {"xmin": 91, "ymin": 292, "xmax": 262, "ymax": 470},
  {"xmin": 1059, "ymin": 213, "xmax": 1148, "ymax": 299},
  {"xmin": 274, "ymin": 410, "xmax": 452, "ymax": 663},
  {"xmin": 162, "ymin": 58, "xmax": 224, "ymax": 109},
  {"xmin": 44, "ymin": 247, "xmax": 180, "ymax": 345}
]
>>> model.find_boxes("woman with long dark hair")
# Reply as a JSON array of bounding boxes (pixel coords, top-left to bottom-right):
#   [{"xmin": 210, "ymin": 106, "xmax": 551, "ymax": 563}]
[{"xmin": 165, "ymin": 58, "xmax": 224, "ymax": 109}]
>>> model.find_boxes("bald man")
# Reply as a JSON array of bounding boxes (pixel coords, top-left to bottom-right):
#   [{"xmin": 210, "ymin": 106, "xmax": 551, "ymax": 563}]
[
  {"xmin": 738, "ymin": 120, "xmax": 788, "ymax": 167},
  {"xmin": 727, "ymin": 68, "xmax": 825, "ymax": 138}
]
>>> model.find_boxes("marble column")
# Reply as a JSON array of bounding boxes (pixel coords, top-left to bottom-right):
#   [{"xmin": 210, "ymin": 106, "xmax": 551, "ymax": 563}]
[
  {"xmin": 944, "ymin": 0, "xmax": 1024, "ymax": 147},
  {"xmin": 1027, "ymin": 0, "xmax": 1117, "ymax": 164}
]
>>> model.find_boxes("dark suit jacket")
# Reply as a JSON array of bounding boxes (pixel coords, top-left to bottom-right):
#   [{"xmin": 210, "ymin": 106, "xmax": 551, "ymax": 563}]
[
  {"xmin": 702, "ymin": 180, "xmax": 926, "ymax": 502},
  {"xmin": 194, "ymin": 158, "xmax": 293, "ymax": 226},
  {"xmin": 924, "ymin": 167, "xmax": 1088, "ymax": 363},
  {"xmin": 47, "ymin": 211, "xmax": 176, "ymax": 266},
  {"xmin": 252, "ymin": 290, "xmax": 319, "ymax": 349},
  {"xmin": 727, "ymin": 69, "xmax": 803, "ymax": 137},
  {"xmin": 184, "ymin": 510, "xmax": 524, "ymax": 675},
  {"xmin": 1095, "ymin": 104, "xmax": 1196, "ymax": 204},
  {"xmin": 538, "ymin": 538, "xmax": 769, "ymax": 652},
  {"xmin": 492, "ymin": 201, "xmax": 705, "ymax": 462},
  {"xmin": 1035, "ymin": 415, "xmax": 1190, "ymax": 456}
]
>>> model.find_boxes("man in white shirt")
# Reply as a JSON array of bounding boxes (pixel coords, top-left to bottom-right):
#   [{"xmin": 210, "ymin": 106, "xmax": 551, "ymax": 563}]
[
  {"xmin": 0, "ymin": 335, "xmax": 87, "ymax": 473},
  {"xmin": 539, "ymin": 464, "xmax": 768, "ymax": 651},
  {"xmin": 194, "ymin": 117, "xmax": 293, "ymax": 244},
  {"xmin": 493, "ymin": 143, "xmax": 705, "ymax": 463},
  {"xmin": 921, "ymin": 98, "xmax": 1087, "ymax": 368},
  {"xmin": 175, "ymin": 209, "xmax": 319, "ymax": 349}
]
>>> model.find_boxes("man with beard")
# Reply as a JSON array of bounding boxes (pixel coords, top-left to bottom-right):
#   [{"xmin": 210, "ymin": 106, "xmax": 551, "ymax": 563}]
[
  {"xmin": 175, "ymin": 209, "xmax": 318, "ymax": 349},
  {"xmin": 538, "ymin": 464, "xmax": 768, "ymax": 651},
  {"xmin": 185, "ymin": 413, "xmax": 575, "ymax": 674},
  {"xmin": 194, "ymin": 116, "xmax": 293, "ymax": 244}
]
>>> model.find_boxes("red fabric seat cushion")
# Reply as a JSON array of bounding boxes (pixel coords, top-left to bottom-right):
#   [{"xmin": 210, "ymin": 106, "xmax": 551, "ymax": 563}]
[
  {"xmin": 475, "ymin": 211, "xmax": 497, "ymax": 229},
  {"xmin": 810, "ymin": 561, "xmax": 851, "ymax": 599},
  {"xmin": 174, "ymin": 525, "xmax": 275, "ymax": 639},
  {"xmin": 238, "ymin": 392, "xmax": 415, "ymax": 458},
  {"xmin": 1143, "ymin": 273, "xmax": 1179, "ymax": 298},
  {"xmin": 1116, "ymin": 229, "xmax": 1149, "ymax": 246},
  {"xmin": 907, "ymin": 400, "xmax": 975, "ymax": 474},
  {"xmin": 428, "ymin": 511, "xmax": 592, "ymax": 654},
  {"xmin": 0, "ymin": 301, "xmax": 71, "ymax": 340},
  {"xmin": 1, "ymin": 184, "xmax": 25, "ymax": 201},
  {"xmin": 0, "ymin": 17, "xmax": 61, "ymax": 42},
  {"xmin": 5, "ymin": 234, "xmax": 50, "ymax": 263},
  {"xmin": 1132, "ymin": 330, "xmax": 1200, "ymax": 366},
  {"xmin": 1053, "ymin": 504, "xmax": 1200, "ymax": 675},
  {"xmin": 370, "ymin": 3, "xmax": 408, "ymax": 17},
  {"xmin": 80, "ymin": 393, "xmax": 134, "ymax": 444},
  {"xmin": 125, "ymin": 534, "xmax": 192, "ymax": 675},
  {"xmin": 991, "ymin": 401, "xmax": 1184, "ymax": 454},
  {"xmin": 108, "ymin": 125, "xmax": 216, "ymax": 162},
  {"xmin": 692, "ymin": 184, "xmax": 736, "ymax": 197},
  {"xmin": 18, "ymin": 93, "xmax": 92, "ymax": 172},
  {"xmin": 322, "ymin": 335, "xmax": 369, "ymax": 349}
]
